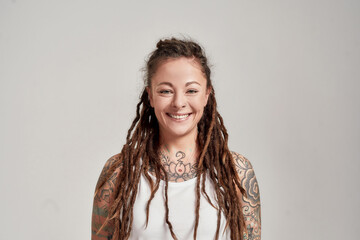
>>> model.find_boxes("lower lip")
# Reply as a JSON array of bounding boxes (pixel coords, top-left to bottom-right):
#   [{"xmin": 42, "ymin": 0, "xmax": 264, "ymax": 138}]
[{"xmin": 167, "ymin": 113, "xmax": 192, "ymax": 121}]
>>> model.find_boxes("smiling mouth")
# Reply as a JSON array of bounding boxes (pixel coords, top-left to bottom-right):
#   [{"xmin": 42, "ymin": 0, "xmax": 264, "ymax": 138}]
[{"xmin": 167, "ymin": 113, "xmax": 191, "ymax": 120}]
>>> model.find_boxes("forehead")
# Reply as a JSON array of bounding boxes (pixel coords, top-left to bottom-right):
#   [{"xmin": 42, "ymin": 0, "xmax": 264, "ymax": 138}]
[{"xmin": 152, "ymin": 57, "xmax": 206, "ymax": 85}]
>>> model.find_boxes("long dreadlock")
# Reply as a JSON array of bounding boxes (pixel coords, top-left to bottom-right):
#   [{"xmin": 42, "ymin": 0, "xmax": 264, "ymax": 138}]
[{"xmin": 94, "ymin": 37, "xmax": 247, "ymax": 240}]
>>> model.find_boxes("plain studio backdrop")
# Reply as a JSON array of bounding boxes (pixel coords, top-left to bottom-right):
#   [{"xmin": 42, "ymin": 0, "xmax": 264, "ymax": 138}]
[{"xmin": 1, "ymin": 0, "xmax": 359, "ymax": 239}]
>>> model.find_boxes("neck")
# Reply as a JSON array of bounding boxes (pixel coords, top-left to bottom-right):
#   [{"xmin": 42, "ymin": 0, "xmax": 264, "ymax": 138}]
[
  {"xmin": 154, "ymin": 131, "xmax": 199, "ymax": 182},
  {"xmin": 160, "ymin": 134, "xmax": 197, "ymax": 153},
  {"xmin": 159, "ymin": 131, "xmax": 198, "ymax": 163}
]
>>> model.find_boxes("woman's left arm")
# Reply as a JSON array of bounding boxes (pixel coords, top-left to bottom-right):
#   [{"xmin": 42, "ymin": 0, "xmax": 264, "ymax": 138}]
[{"xmin": 231, "ymin": 152, "xmax": 261, "ymax": 240}]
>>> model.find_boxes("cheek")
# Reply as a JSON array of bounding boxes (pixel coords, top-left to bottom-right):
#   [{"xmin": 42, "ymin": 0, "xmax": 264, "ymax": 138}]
[
  {"xmin": 192, "ymin": 97, "xmax": 208, "ymax": 113},
  {"xmin": 152, "ymin": 97, "xmax": 169, "ymax": 112},
  {"xmin": 199, "ymin": 94, "xmax": 209, "ymax": 108}
]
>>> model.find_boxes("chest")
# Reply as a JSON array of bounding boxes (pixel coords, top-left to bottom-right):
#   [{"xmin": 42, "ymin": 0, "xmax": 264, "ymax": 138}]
[{"xmin": 129, "ymin": 173, "xmax": 230, "ymax": 240}]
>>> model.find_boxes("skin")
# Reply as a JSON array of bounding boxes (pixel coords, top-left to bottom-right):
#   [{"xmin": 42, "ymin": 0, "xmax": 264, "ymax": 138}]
[
  {"xmin": 147, "ymin": 57, "xmax": 210, "ymax": 148},
  {"xmin": 146, "ymin": 57, "xmax": 208, "ymax": 182},
  {"xmin": 91, "ymin": 154, "xmax": 122, "ymax": 240},
  {"xmin": 91, "ymin": 57, "xmax": 261, "ymax": 239},
  {"xmin": 148, "ymin": 150, "xmax": 199, "ymax": 182},
  {"xmin": 232, "ymin": 152, "xmax": 262, "ymax": 240}
]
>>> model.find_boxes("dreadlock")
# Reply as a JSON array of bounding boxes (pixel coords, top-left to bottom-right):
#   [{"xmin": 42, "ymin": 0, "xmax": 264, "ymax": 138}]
[{"xmin": 94, "ymin": 37, "xmax": 247, "ymax": 240}]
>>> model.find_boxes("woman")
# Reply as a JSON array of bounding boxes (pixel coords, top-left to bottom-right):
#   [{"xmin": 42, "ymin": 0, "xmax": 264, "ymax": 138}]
[{"xmin": 92, "ymin": 38, "xmax": 261, "ymax": 240}]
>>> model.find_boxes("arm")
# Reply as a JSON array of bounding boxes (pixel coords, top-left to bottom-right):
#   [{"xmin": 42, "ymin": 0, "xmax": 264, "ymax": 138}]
[
  {"xmin": 91, "ymin": 154, "xmax": 121, "ymax": 240},
  {"xmin": 232, "ymin": 152, "xmax": 261, "ymax": 240}
]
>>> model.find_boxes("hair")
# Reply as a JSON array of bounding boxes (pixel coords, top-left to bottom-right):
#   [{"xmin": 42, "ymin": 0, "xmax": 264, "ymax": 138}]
[{"xmin": 94, "ymin": 37, "xmax": 247, "ymax": 240}]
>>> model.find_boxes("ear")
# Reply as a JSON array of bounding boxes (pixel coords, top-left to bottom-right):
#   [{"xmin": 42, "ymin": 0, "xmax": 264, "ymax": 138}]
[
  {"xmin": 204, "ymin": 87, "xmax": 211, "ymax": 107},
  {"xmin": 146, "ymin": 87, "xmax": 154, "ymax": 107}
]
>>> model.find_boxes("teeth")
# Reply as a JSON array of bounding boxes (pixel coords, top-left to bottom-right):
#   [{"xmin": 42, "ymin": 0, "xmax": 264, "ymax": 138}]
[{"xmin": 169, "ymin": 114, "xmax": 190, "ymax": 119}]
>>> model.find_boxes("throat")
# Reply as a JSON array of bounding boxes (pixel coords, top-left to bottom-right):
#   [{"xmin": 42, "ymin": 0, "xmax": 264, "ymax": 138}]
[{"xmin": 149, "ymin": 148, "xmax": 199, "ymax": 182}]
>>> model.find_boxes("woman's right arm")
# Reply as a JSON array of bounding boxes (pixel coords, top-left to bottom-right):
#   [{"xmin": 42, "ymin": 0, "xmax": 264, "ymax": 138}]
[{"xmin": 91, "ymin": 154, "xmax": 121, "ymax": 240}]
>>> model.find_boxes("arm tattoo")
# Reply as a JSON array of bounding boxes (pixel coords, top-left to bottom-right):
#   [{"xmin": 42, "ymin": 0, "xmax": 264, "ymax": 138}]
[
  {"xmin": 92, "ymin": 155, "xmax": 121, "ymax": 239},
  {"xmin": 95, "ymin": 171, "xmax": 117, "ymax": 203},
  {"xmin": 95, "ymin": 156, "xmax": 117, "ymax": 191},
  {"xmin": 233, "ymin": 152, "xmax": 260, "ymax": 207},
  {"xmin": 232, "ymin": 152, "xmax": 261, "ymax": 240}
]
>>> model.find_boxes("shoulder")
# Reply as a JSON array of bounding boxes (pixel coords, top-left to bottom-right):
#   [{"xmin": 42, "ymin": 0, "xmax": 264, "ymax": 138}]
[
  {"xmin": 94, "ymin": 153, "xmax": 123, "ymax": 203},
  {"xmin": 101, "ymin": 153, "xmax": 123, "ymax": 178},
  {"xmin": 230, "ymin": 151, "xmax": 254, "ymax": 175},
  {"xmin": 102, "ymin": 153, "xmax": 122, "ymax": 173},
  {"xmin": 230, "ymin": 151, "xmax": 260, "ymax": 208}
]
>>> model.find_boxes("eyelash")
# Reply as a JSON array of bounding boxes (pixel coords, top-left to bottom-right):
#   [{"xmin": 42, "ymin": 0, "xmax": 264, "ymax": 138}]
[
  {"xmin": 187, "ymin": 89, "xmax": 198, "ymax": 94},
  {"xmin": 159, "ymin": 90, "xmax": 172, "ymax": 94}
]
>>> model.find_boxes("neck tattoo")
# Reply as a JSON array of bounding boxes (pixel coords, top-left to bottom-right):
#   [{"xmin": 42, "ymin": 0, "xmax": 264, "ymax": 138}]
[{"xmin": 149, "ymin": 146, "xmax": 198, "ymax": 182}]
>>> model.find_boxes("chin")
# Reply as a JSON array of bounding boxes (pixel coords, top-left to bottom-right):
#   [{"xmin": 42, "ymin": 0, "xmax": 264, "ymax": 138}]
[{"xmin": 162, "ymin": 125, "xmax": 198, "ymax": 139}]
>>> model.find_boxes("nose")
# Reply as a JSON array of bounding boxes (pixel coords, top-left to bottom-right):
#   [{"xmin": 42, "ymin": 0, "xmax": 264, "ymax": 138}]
[{"xmin": 172, "ymin": 93, "xmax": 186, "ymax": 109}]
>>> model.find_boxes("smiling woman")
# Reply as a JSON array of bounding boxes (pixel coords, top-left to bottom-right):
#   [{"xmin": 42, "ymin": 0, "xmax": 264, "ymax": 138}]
[
  {"xmin": 147, "ymin": 58, "xmax": 210, "ymax": 140},
  {"xmin": 91, "ymin": 38, "xmax": 261, "ymax": 240}
]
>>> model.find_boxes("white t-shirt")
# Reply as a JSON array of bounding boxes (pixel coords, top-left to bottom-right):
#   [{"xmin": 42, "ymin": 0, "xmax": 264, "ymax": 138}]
[{"xmin": 129, "ymin": 171, "xmax": 231, "ymax": 240}]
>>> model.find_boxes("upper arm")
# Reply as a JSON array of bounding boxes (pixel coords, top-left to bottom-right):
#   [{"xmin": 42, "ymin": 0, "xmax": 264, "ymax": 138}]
[
  {"xmin": 231, "ymin": 152, "xmax": 261, "ymax": 240},
  {"xmin": 91, "ymin": 154, "xmax": 121, "ymax": 240}
]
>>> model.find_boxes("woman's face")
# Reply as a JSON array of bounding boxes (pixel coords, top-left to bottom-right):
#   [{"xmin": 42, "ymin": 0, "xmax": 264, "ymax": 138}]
[{"xmin": 147, "ymin": 57, "xmax": 210, "ymax": 140}]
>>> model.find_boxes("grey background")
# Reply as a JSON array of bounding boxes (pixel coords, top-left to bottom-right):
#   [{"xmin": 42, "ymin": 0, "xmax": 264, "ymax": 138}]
[{"xmin": 1, "ymin": 0, "xmax": 359, "ymax": 239}]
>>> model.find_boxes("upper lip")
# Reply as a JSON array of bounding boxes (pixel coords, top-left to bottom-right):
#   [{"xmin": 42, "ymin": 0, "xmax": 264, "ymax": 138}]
[{"xmin": 167, "ymin": 113, "xmax": 191, "ymax": 115}]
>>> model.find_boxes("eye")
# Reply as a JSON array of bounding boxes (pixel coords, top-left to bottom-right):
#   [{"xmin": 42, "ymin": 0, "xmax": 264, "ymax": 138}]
[
  {"xmin": 187, "ymin": 89, "xmax": 199, "ymax": 94},
  {"xmin": 159, "ymin": 89, "xmax": 173, "ymax": 94}
]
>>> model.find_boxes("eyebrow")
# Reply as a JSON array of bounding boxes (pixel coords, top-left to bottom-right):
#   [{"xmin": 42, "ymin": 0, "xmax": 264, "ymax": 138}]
[{"xmin": 156, "ymin": 81, "xmax": 201, "ymax": 87}]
